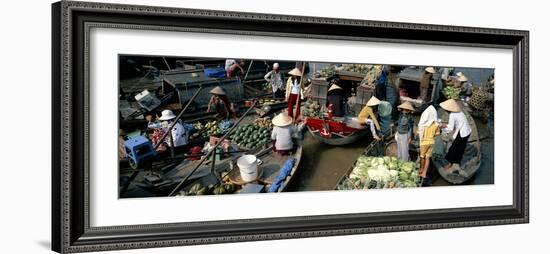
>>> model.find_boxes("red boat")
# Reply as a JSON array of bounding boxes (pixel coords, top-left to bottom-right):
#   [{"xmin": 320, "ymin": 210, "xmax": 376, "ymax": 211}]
[{"xmin": 305, "ymin": 117, "xmax": 369, "ymax": 146}]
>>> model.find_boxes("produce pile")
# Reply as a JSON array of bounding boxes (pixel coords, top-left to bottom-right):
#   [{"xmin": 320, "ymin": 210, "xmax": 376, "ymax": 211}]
[
  {"xmin": 190, "ymin": 119, "xmax": 234, "ymax": 139},
  {"xmin": 337, "ymin": 156, "xmax": 421, "ymax": 190},
  {"xmin": 253, "ymin": 117, "xmax": 273, "ymax": 129},
  {"xmin": 302, "ymin": 100, "xmax": 323, "ymax": 118},
  {"xmin": 258, "ymin": 98, "xmax": 282, "ymax": 106},
  {"xmin": 229, "ymin": 122, "xmax": 272, "ymax": 150},
  {"xmin": 361, "ymin": 65, "xmax": 384, "ymax": 88},
  {"xmin": 341, "ymin": 64, "xmax": 373, "ymax": 75},
  {"xmin": 176, "ymin": 182, "xmax": 237, "ymax": 196},
  {"xmin": 317, "ymin": 65, "xmax": 336, "ymax": 77},
  {"xmin": 443, "ymin": 86, "xmax": 461, "ymax": 100}
]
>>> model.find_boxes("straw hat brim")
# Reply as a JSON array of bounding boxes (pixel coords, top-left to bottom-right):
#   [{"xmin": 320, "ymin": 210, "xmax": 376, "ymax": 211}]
[
  {"xmin": 425, "ymin": 67, "xmax": 436, "ymax": 74},
  {"xmin": 397, "ymin": 102, "xmax": 415, "ymax": 111},
  {"xmin": 366, "ymin": 96, "xmax": 381, "ymax": 106},
  {"xmin": 457, "ymin": 75, "xmax": 469, "ymax": 82},
  {"xmin": 328, "ymin": 84, "xmax": 343, "ymax": 92},
  {"xmin": 272, "ymin": 113, "xmax": 293, "ymax": 127},
  {"xmin": 288, "ymin": 68, "xmax": 303, "ymax": 77},
  {"xmin": 159, "ymin": 115, "xmax": 176, "ymax": 121},
  {"xmin": 440, "ymin": 99, "xmax": 461, "ymax": 113},
  {"xmin": 209, "ymin": 86, "xmax": 227, "ymax": 95}
]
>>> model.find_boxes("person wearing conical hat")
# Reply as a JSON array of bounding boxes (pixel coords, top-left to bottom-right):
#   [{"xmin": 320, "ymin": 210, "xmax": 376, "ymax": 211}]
[
  {"xmin": 439, "ymin": 99, "xmax": 472, "ymax": 170},
  {"xmin": 207, "ymin": 86, "xmax": 236, "ymax": 119},
  {"xmin": 270, "ymin": 113, "xmax": 298, "ymax": 155},
  {"xmin": 264, "ymin": 62, "xmax": 284, "ymax": 99},
  {"xmin": 419, "ymin": 67, "xmax": 436, "ymax": 102},
  {"xmin": 285, "ymin": 67, "xmax": 305, "ymax": 120},
  {"xmin": 395, "ymin": 101, "xmax": 415, "ymax": 161},
  {"xmin": 418, "ymin": 105, "xmax": 440, "ymax": 180},
  {"xmin": 346, "ymin": 96, "xmax": 383, "ymax": 140},
  {"xmin": 326, "ymin": 82, "xmax": 345, "ymax": 118}
]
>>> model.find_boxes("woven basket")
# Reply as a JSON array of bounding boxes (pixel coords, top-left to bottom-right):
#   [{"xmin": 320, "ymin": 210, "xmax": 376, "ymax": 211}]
[{"xmin": 469, "ymin": 88, "xmax": 489, "ymax": 110}]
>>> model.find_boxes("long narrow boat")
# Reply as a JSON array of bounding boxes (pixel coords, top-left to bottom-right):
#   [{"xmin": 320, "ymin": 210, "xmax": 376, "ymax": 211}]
[
  {"xmin": 306, "ymin": 117, "xmax": 369, "ymax": 146},
  {"xmin": 225, "ymin": 140, "xmax": 303, "ymax": 192},
  {"xmin": 432, "ymin": 108, "xmax": 481, "ymax": 184}
]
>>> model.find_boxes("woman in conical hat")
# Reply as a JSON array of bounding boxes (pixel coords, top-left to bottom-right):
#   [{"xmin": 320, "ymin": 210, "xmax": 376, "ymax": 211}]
[
  {"xmin": 351, "ymin": 96, "xmax": 383, "ymax": 140},
  {"xmin": 285, "ymin": 67, "xmax": 305, "ymax": 120},
  {"xmin": 439, "ymin": 99, "xmax": 472, "ymax": 170},
  {"xmin": 418, "ymin": 105, "xmax": 440, "ymax": 179},
  {"xmin": 207, "ymin": 86, "xmax": 236, "ymax": 119},
  {"xmin": 326, "ymin": 83, "xmax": 345, "ymax": 118},
  {"xmin": 271, "ymin": 113, "xmax": 296, "ymax": 155},
  {"xmin": 395, "ymin": 101, "xmax": 415, "ymax": 161}
]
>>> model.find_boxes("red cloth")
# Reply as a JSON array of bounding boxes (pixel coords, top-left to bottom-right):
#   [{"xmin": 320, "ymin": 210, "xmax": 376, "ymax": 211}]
[{"xmin": 287, "ymin": 93, "xmax": 301, "ymax": 119}]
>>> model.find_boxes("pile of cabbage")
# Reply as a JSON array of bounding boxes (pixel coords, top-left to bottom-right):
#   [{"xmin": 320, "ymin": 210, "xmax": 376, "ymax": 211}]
[{"xmin": 337, "ymin": 156, "xmax": 421, "ymax": 190}]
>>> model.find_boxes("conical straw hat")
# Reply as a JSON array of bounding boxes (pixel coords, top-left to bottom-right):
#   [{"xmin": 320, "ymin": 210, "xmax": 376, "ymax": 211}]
[
  {"xmin": 366, "ymin": 96, "xmax": 381, "ymax": 106},
  {"xmin": 272, "ymin": 113, "xmax": 293, "ymax": 127},
  {"xmin": 457, "ymin": 75, "xmax": 468, "ymax": 82},
  {"xmin": 288, "ymin": 68, "xmax": 303, "ymax": 77},
  {"xmin": 328, "ymin": 84, "xmax": 342, "ymax": 92},
  {"xmin": 397, "ymin": 101, "xmax": 415, "ymax": 111},
  {"xmin": 425, "ymin": 67, "xmax": 436, "ymax": 74},
  {"xmin": 440, "ymin": 99, "xmax": 461, "ymax": 113},
  {"xmin": 209, "ymin": 86, "xmax": 226, "ymax": 95}
]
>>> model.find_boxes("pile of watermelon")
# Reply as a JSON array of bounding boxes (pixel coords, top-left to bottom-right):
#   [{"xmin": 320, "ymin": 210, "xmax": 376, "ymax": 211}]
[{"xmin": 230, "ymin": 124, "xmax": 272, "ymax": 150}]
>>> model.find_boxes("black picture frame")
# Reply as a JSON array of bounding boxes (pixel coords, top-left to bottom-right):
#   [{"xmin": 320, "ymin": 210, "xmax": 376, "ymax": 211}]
[{"xmin": 52, "ymin": 1, "xmax": 529, "ymax": 253}]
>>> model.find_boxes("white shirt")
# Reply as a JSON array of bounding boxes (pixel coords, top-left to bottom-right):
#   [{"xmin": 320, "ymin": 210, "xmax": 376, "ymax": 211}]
[
  {"xmin": 290, "ymin": 79, "xmax": 300, "ymax": 94},
  {"xmin": 443, "ymin": 111, "xmax": 472, "ymax": 139},
  {"xmin": 264, "ymin": 70, "xmax": 283, "ymax": 92},
  {"xmin": 224, "ymin": 59, "xmax": 236, "ymax": 71},
  {"xmin": 271, "ymin": 126, "xmax": 295, "ymax": 150},
  {"xmin": 164, "ymin": 120, "xmax": 188, "ymax": 147}
]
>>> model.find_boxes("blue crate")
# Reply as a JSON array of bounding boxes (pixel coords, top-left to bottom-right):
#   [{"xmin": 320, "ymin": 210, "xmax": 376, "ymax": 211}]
[{"xmin": 124, "ymin": 136, "xmax": 156, "ymax": 168}]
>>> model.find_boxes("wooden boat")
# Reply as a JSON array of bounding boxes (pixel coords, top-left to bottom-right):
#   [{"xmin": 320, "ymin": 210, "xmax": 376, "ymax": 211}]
[
  {"xmin": 432, "ymin": 108, "xmax": 481, "ymax": 184},
  {"xmin": 331, "ymin": 130, "xmax": 396, "ymax": 190},
  {"xmin": 226, "ymin": 140, "xmax": 303, "ymax": 192},
  {"xmin": 305, "ymin": 117, "xmax": 369, "ymax": 146}
]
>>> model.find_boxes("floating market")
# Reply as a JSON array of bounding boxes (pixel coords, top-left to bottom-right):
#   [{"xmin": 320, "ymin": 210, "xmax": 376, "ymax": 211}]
[{"xmin": 118, "ymin": 56, "xmax": 495, "ymax": 198}]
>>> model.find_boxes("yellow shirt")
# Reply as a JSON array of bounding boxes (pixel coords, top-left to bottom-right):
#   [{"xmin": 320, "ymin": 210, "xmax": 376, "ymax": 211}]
[
  {"xmin": 357, "ymin": 105, "xmax": 380, "ymax": 131},
  {"xmin": 419, "ymin": 122, "xmax": 440, "ymax": 146}
]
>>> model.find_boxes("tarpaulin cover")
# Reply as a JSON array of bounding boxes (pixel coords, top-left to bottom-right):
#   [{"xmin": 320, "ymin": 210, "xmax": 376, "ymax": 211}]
[
  {"xmin": 204, "ymin": 67, "xmax": 226, "ymax": 78},
  {"xmin": 268, "ymin": 158, "xmax": 296, "ymax": 192}
]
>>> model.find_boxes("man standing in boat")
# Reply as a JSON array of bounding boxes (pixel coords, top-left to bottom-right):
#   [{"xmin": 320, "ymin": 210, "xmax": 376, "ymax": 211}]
[
  {"xmin": 158, "ymin": 109, "xmax": 190, "ymax": 153},
  {"xmin": 439, "ymin": 99, "xmax": 472, "ymax": 170},
  {"xmin": 264, "ymin": 62, "xmax": 284, "ymax": 99},
  {"xmin": 420, "ymin": 67, "xmax": 436, "ymax": 102}
]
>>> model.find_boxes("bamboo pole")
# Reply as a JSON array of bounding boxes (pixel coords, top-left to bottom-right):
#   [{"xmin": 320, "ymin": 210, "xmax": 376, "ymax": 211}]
[
  {"xmin": 153, "ymin": 86, "xmax": 204, "ymax": 150},
  {"xmin": 168, "ymin": 100, "xmax": 258, "ymax": 196}
]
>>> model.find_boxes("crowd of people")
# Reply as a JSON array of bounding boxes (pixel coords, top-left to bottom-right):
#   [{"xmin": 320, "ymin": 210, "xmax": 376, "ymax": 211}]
[{"xmin": 121, "ymin": 61, "xmax": 484, "ymax": 184}]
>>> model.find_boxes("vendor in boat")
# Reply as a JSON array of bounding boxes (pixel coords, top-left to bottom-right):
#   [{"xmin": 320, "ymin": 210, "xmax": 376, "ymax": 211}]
[
  {"xmin": 420, "ymin": 67, "xmax": 436, "ymax": 102},
  {"xmin": 346, "ymin": 96, "xmax": 382, "ymax": 140},
  {"xmin": 326, "ymin": 83, "xmax": 345, "ymax": 119},
  {"xmin": 226, "ymin": 59, "xmax": 246, "ymax": 78},
  {"xmin": 452, "ymin": 72, "xmax": 473, "ymax": 97},
  {"xmin": 439, "ymin": 99, "xmax": 472, "ymax": 170},
  {"xmin": 271, "ymin": 113, "xmax": 300, "ymax": 155},
  {"xmin": 158, "ymin": 109, "xmax": 189, "ymax": 152},
  {"xmin": 418, "ymin": 105, "xmax": 440, "ymax": 179},
  {"xmin": 207, "ymin": 86, "xmax": 236, "ymax": 119},
  {"xmin": 395, "ymin": 101, "xmax": 415, "ymax": 161},
  {"xmin": 264, "ymin": 62, "xmax": 284, "ymax": 99},
  {"xmin": 285, "ymin": 67, "xmax": 304, "ymax": 120}
]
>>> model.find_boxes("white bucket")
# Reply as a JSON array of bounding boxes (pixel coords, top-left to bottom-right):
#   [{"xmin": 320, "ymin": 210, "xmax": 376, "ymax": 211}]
[{"xmin": 237, "ymin": 154, "xmax": 258, "ymax": 182}]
